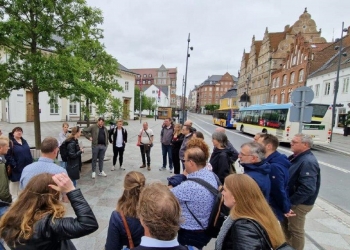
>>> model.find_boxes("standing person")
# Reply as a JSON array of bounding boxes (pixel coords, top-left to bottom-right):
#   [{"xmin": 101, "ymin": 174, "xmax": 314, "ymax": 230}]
[
  {"xmin": 192, "ymin": 131, "xmax": 204, "ymax": 140},
  {"xmin": 105, "ymin": 171, "xmax": 145, "ymax": 250},
  {"xmin": 238, "ymin": 142, "xmax": 271, "ymax": 201},
  {"xmin": 283, "ymin": 133, "xmax": 320, "ymax": 250},
  {"xmin": 171, "ymin": 124, "xmax": 184, "ymax": 175},
  {"xmin": 66, "ymin": 127, "xmax": 83, "ymax": 187},
  {"xmin": 0, "ymin": 173, "xmax": 99, "ymax": 249},
  {"xmin": 257, "ymin": 134, "xmax": 293, "ymax": 222},
  {"xmin": 215, "ymin": 174, "xmax": 286, "ymax": 250},
  {"xmin": 109, "ymin": 119, "xmax": 128, "ymax": 171},
  {"xmin": 160, "ymin": 118, "xmax": 174, "ymax": 172},
  {"xmin": 179, "ymin": 125, "xmax": 193, "ymax": 169},
  {"xmin": 184, "ymin": 120, "xmax": 196, "ymax": 132},
  {"xmin": 215, "ymin": 127, "xmax": 239, "ymax": 163},
  {"xmin": 209, "ymin": 132, "xmax": 232, "ymax": 184},
  {"xmin": 20, "ymin": 137, "xmax": 67, "ymax": 190},
  {"xmin": 137, "ymin": 122, "xmax": 154, "ymax": 171},
  {"xmin": 57, "ymin": 122, "xmax": 69, "ymax": 169},
  {"xmin": 82, "ymin": 117, "xmax": 109, "ymax": 179},
  {"xmin": 0, "ymin": 136, "xmax": 12, "ymax": 214},
  {"xmin": 134, "ymin": 182, "xmax": 187, "ymax": 250},
  {"xmin": 5, "ymin": 127, "xmax": 33, "ymax": 200}
]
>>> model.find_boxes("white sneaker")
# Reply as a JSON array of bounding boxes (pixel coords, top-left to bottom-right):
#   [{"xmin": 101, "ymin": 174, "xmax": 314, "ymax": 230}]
[
  {"xmin": 98, "ymin": 171, "xmax": 107, "ymax": 177},
  {"xmin": 92, "ymin": 172, "xmax": 96, "ymax": 179},
  {"xmin": 111, "ymin": 166, "xmax": 115, "ymax": 171}
]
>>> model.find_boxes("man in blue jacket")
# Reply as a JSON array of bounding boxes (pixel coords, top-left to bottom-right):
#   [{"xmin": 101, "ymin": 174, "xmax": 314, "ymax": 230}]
[
  {"xmin": 284, "ymin": 133, "xmax": 320, "ymax": 250},
  {"xmin": 257, "ymin": 134, "xmax": 292, "ymax": 222},
  {"xmin": 238, "ymin": 142, "xmax": 271, "ymax": 201}
]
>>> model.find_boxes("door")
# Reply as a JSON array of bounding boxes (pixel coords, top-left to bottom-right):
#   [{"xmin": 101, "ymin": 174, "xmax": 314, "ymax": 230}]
[
  {"xmin": 26, "ymin": 92, "xmax": 34, "ymax": 122},
  {"xmin": 123, "ymin": 99, "xmax": 130, "ymax": 120}
]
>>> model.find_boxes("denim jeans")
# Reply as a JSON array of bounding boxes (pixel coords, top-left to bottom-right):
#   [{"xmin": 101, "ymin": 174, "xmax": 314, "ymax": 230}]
[
  {"xmin": 92, "ymin": 145, "xmax": 107, "ymax": 172},
  {"xmin": 60, "ymin": 161, "xmax": 67, "ymax": 169},
  {"xmin": 0, "ymin": 206, "xmax": 8, "ymax": 250},
  {"xmin": 162, "ymin": 144, "xmax": 173, "ymax": 169}
]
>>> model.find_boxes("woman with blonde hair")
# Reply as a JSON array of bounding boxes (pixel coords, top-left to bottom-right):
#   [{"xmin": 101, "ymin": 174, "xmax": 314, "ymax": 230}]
[
  {"xmin": 66, "ymin": 126, "xmax": 83, "ymax": 187},
  {"xmin": 171, "ymin": 124, "xmax": 184, "ymax": 174},
  {"xmin": 0, "ymin": 172, "xmax": 98, "ymax": 249},
  {"xmin": 215, "ymin": 174, "xmax": 286, "ymax": 250},
  {"xmin": 105, "ymin": 171, "xmax": 145, "ymax": 250}
]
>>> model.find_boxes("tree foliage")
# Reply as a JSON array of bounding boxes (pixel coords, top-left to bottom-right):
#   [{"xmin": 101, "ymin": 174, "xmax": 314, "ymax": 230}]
[
  {"xmin": 205, "ymin": 104, "xmax": 220, "ymax": 112},
  {"xmin": 0, "ymin": 0, "xmax": 122, "ymax": 148}
]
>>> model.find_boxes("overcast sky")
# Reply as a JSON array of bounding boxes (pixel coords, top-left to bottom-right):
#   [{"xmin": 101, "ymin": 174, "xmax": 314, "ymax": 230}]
[{"xmin": 85, "ymin": 0, "xmax": 350, "ymax": 96}]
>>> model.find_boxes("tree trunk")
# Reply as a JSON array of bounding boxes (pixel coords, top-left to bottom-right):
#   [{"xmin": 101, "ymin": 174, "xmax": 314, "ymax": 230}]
[{"xmin": 33, "ymin": 84, "xmax": 42, "ymax": 149}]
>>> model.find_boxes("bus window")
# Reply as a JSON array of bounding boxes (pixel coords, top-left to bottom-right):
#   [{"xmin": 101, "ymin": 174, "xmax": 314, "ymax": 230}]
[
  {"xmin": 260, "ymin": 110, "xmax": 272, "ymax": 126},
  {"xmin": 252, "ymin": 110, "xmax": 260, "ymax": 125},
  {"xmin": 309, "ymin": 104, "xmax": 329, "ymax": 118}
]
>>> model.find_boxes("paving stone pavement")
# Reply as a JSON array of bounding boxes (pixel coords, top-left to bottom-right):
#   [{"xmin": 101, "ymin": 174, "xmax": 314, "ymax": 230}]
[{"xmin": 0, "ymin": 119, "xmax": 350, "ymax": 249}]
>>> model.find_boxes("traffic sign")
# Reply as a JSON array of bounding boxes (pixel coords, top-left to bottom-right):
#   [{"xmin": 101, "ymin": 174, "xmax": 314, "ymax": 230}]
[
  {"xmin": 291, "ymin": 86, "xmax": 314, "ymax": 105},
  {"xmin": 290, "ymin": 106, "xmax": 313, "ymax": 123}
]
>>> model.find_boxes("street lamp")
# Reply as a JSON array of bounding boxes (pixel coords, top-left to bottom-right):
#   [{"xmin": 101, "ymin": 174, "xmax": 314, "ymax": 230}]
[
  {"xmin": 331, "ymin": 22, "xmax": 348, "ymax": 141},
  {"xmin": 245, "ymin": 75, "xmax": 251, "ymax": 107},
  {"xmin": 182, "ymin": 33, "xmax": 193, "ymax": 125},
  {"xmin": 139, "ymin": 86, "xmax": 142, "ymax": 124}
]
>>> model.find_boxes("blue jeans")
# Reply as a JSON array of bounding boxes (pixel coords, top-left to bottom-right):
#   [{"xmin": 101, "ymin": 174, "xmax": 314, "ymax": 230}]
[
  {"xmin": 162, "ymin": 144, "xmax": 173, "ymax": 169},
  {"xmin": 0, "ymin": 206, "xmax": 9, "ymax": 250},
  {"xmin": 92, "ymin": 145, "xmax": 107, "ymax": 172},
  {"xmin": 60, "ymin": 161, "xmax": 67, "ymax": 169}
]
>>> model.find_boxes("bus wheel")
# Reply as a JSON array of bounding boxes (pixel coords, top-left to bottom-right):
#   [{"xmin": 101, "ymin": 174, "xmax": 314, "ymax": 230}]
[
  {"xmin": 240, "ymin": 125, "xmax": 244, "ymax": 133},
  {"xmin": 262, "ymin": 128, "xmax": 267, "ymax": 133}
]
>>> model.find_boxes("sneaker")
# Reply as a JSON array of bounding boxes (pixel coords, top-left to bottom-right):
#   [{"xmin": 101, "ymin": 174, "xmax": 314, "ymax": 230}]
[
  {"xmin": 147, "ymin": 166, "xmax": 151, "ymax": 171},
  {"xmin": 169, "ymin": 169, "xmax": 173, "ymax": 173},
  {"xmin": 120, "ymin": 165, "xmax": 125, "ymax": 170},
  {"xmin": 140, "ymin": 165, "xmax": 146, "ymax": 168},
  {"xmin": 159, "ymin": 167, "xmax": 166, "ymax": 171},
  {"xmin": 98, "ymin": 171, "xmax": 107, "ymax": 177},
  {"xmin": 111, "ymin": 166, "xmax": 115, "ymax": 171},
  {"xmin": 92, "ymin": 172, "xmax": 96, "ymax": 179}
]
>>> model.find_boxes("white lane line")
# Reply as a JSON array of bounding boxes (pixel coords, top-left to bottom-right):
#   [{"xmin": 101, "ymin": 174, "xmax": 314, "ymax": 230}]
[{"xmin": 191, "ymin": 116, "xmax": 350, "ymax": 174}]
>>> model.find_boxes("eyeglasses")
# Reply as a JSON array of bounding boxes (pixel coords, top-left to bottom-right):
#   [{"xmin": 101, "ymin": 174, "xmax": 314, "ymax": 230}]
[
  {"xmin": 239, "ymin": 152, "xmax": 253, "ymax": 157},
  {"xmin": 291, "ymin": 140, "xmax": 303, "ymax": 144}
]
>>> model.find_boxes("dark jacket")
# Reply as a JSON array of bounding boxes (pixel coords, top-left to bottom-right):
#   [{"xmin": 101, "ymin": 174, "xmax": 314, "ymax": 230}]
[
  {"xmin": 242, "ymin": 161, "xmax": 271, "ymax": 201},
  {"xmin": 179, "ymin": 133, "xmax": 193, "ymax": 161},
  {"xmin": 108, "ymin": 127, "xmax": 128, "ymax": 148},
  {"xmin": 5, "ymin": 137, "xmax": 33, "ymax": 182},
  {"xmin": 288, "ymin": 149, "xmax": 320, "ymax": 206},
  {"xmin": 209, "ymin": 147, "xmax": 232, "ymax": 184},
  {"xmin": 222, "ymin": 218, "xmax": 271, "ymax": 250},
  {"xmin": 105, "ymin": 211, "xmax": 144, "ymax": 250},
  {"xmin": 171, "ymin": 133, "xmax": 184, "ymax": 151},
  {"xmin": 161, "ymin": 125, "xmax": 174, "ymax": 145},
  {"xmin": 227, "ymin": 141, "xmax": 239, "ymax": 163},
  {"xmin": 133, "ymin": 246, "xmax": 187, "ymax": 250},
  {"xmin": 66, "ymin": 139, "xmax": 82, "ymax": 180},
  {"xmin": 82, "ymin": 124, "xmax": 109, "ymax": 147},
  {"xmin": 6, "ymin": 189, "xmax": 98, "ymax": 250},
  {"xmin": 266, "ymin": 151, "xmax": 291, "ymax": 221}
]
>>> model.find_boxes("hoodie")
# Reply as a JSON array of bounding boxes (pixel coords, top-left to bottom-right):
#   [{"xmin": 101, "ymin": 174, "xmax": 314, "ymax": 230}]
[
  {"xmin": 210, "ymin": 147, "xmax": 233, "ymax": 184},
  {"xmin": 242, "ymin": 160, "xmax": 271, "ymax": 201},
  {"xmin": 266, "ymin": 151, "xmax": 291, "ymax": 221}
]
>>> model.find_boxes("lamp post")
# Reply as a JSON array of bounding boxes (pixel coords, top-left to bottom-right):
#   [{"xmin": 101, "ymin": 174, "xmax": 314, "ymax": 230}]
[
  {"xmin": 331, "ymin": 22, "xmax": 348, "ymax": 141},
  {"xmin": 182, "ymin": 33, "xmax": 193, "ymax": 125},
  {"xmin": 139, "ymin": 86, "xmax": 142, "ymax": 124},
  {"xmin": 245, "ymin": 75, "xmax": 251, "ymax": 107}
]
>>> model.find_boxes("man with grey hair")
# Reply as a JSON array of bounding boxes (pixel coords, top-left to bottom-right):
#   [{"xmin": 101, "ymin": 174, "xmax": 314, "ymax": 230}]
[
  {"xmin": 238, "ymin": 141, "xmax": 271, "ymax": 200},
  {"xmin": 283, "ymin": 133, "xmax": 320, "ymax": 250}
]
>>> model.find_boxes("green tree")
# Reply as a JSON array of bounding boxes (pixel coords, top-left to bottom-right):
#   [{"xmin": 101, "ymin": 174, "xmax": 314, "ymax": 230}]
[
  {"xmin": 108, "ymin": 95, "xmax": 123, "ymax": 120},
  {"xmin": 0, "ymin": 0, "xmax": 122, "ymax": 148},
  {"xmin": 134, "ymin": 87, "xmax": 148, "ymax": 113}
]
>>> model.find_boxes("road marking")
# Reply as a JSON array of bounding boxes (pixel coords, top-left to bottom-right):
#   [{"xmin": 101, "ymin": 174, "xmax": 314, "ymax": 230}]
[{"xmin": 191, "ymin": 115, "xmax": 350, "ymax": 174}]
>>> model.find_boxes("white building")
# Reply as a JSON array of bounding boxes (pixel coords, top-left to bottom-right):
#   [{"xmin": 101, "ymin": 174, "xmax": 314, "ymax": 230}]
[
  {"xmin": 137, "ymin": 85, "xmax": 169, "ymax": 115},
  {"xmin": 307, "ymin": 48, "xmax": 350, "ymax": 134}
]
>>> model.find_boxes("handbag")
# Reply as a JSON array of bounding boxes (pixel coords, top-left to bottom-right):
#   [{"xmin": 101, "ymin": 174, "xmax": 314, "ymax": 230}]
[
  {"xmin": 239, "ymin": 218, "xmax": 295, "ymax": 250},
  {"xmin": 120, "ymin": 211, "xmax": 134, "ymax": 248}
]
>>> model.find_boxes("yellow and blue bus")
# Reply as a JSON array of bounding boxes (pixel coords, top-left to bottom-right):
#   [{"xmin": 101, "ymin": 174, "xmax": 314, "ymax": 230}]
[
  {"xmin": 235, "ymin": 103, "xmax": 332, "ymax": 145},
  {"xmin": 213, "ymin": 109, "xmax": 239, "ymax": 129}
]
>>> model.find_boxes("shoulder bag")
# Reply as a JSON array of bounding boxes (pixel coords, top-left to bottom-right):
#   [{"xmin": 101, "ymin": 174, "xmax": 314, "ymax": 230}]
[
  {"xmin": 236, "ymin": 218, "xmax": 295, "ymax": 250},
  {"xmin": 120, "ymin": 211, "xmax": 134, "ymax": 249}
]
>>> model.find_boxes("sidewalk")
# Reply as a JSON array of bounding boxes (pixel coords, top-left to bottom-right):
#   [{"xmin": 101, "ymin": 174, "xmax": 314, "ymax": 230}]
[
  {"xmin": 314, "ymin": 133, "xmax": 350, "ymax": 156},
  {"xmin": 0, "ymin": 119, "xmax": 350, "ymax": 249}
]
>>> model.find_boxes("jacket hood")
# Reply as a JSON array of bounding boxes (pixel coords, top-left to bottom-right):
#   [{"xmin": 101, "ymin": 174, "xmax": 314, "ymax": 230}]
[
  {"xmin": 212, "ymin": 147, "xmax": 233, "ymax": 157},
  {"xmin": 241, "ymin": 160, "xmax": 271, "ymax": 175},
  {"xmin": 267, "ymin": 151, "xmax": 291, "ymax": 169}
]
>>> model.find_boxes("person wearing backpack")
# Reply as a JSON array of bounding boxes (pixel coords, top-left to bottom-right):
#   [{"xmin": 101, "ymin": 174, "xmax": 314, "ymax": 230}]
[
  {"xmin": 171, "ymin": 147, "xmax": 218, "ymax": 249},
  {"xmin": 65, "ymin": 126, "xmax": 83, "ymax": 187},
  {"xmin": 215, "ymin": 174, "xmax": 288, "ymax": 250}
]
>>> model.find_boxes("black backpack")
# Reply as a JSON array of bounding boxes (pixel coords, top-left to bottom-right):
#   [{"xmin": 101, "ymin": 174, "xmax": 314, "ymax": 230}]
[
  {"xmin": 60, "ymin": 140, "xmax": 69, "ymax": 162},
  {"xmin": 185, "ymin": 175, "xmax": 229, "ymax": 238}
]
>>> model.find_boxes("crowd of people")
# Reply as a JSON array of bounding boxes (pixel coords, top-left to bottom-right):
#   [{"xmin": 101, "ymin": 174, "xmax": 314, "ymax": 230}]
[{"xmin": 0, "ymin": 118, "xmax": 321, "ymax": 250}]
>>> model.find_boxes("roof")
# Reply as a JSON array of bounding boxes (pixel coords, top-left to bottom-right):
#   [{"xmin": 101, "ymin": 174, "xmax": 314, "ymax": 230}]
[
  {"xmin": 220, "ymin": 87, "xmax": 238, "ymax": 99},
  {"xmin": 118, "ymin": 63, "xmax": 136, "ymax": 75},
  {"xmin": 231, "ymin": 75, "xmax": 238, "ymax": 82},
  {"xmin": 200, "ymin": 75, "xmax": 223, "ymax": 86},
  {"xmin": 268, "ymin": 32, "xmax": 287, "ymax": 51},
  {"xmin": 239, "ymin": 103, "xmax": 293, "ymax": 111}
]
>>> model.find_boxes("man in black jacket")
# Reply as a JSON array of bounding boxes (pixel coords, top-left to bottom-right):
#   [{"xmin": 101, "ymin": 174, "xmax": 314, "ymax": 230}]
[
  {"xmin": 109, "ymin": 120, "xmax": 128, "ymax": 171},
  {"xmin": 283, "ymin": 133, "xmax": 320, "ymax": 250}
]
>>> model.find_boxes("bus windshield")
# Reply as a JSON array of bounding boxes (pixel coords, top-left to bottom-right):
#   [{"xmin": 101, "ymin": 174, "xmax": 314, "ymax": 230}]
[{"xmin": 308, "ymin": 104, "xmax": 329, "ymax": 118}]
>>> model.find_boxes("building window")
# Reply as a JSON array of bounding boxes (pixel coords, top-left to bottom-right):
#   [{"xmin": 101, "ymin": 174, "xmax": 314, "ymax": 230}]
[
  {"xmin": 148, "ymin": 80, "xmax": 151, "ymax": 84},
  {"xmin": 281, "ymin": 93, "xmax": 285, "ymax": 104},
  {"xmin": 315, "ymin": 84, "xmax": 320, "ymax": 97},
  {"xmin": 209, "ymin": 87, "xmax": 212, "ymax": 91},
  {"xmin": 216, "ymin": 87, "xmax": 219, "ymax": 91},
  {"xmin": 152, "ymin": 90, "xmax": 155, "ymax": 94},
  {"xmin": 271, "ymin": 96, "xmax": 274, "ymax": 103},
  {"xmin": 149, "ymin": 74, "xmax": 152, "ymax": 77},
  {"xmin": 290, "ymin": 72, "xmax": 295, "ymax": 84},
  {"xmin": 158, "ymin": 72, "xmax": 162, "ymax": 77},
  {"xmin": 142, "ymin": 80, "xmax": 145, "ymax": 85},
  {"xmin": 171, "ymin": 89, "xmax": 175, "ymax": 94},
  {"xmin": 137, "ymin": 75, "xmax": 140, "ymax": 78},
  {"xmin": 342, "ymin": 78, "xmax": 349, "ymax": 93},
  {"xmin": 49, "ymin": 93, "xmax": 59, "ymax": 114},
  {"xmin": 69, "ymin": 95, "xmax": 77, "ymax": 114},
  {"xmin": 292, "ymin": 56, "xmax": 297, "ymax": 65},
  {"xmin": 136, "ymin": 80, "xmax": 140, "ymax": 84},
  {"xmin": 272, "ymin": 78, "xmax": 276, "ymax": 88},
  {"xmin": 158, "ymin": 79, "xmax": 161, "ymax": 84},
  {"xmin": 171, "ymin": 98, "xmax": 175, "ymax": 103},
  {"xmin": 172, "ymin": 81, "xmax": 176, "ymax": 86},
  {"xmin": 276, "ymin": 77, "xmax": 280, "ymax": 87},
  {"xmin": 324, "ymin": 82, "xmax": 331, "ymax": 95},
  {"xmin": 298, "ymin": 69, "xmax": 304, "ymax": 82},
  {"xmin": 125, "ymin": 81, "xmax": 129, "ymax": 92},
  {"xmin": 163, "ymin": 72, "xmax": 167, "ymax": 77},
  {"xmin": 282, "ymin": 75, "xmax": 287, "ymax": 86}
]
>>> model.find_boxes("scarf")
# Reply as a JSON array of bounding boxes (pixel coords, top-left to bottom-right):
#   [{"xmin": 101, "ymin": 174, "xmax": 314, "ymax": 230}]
[{"xmin": 215, "ymin": 216, "xmax": 234, "ymax": 250}]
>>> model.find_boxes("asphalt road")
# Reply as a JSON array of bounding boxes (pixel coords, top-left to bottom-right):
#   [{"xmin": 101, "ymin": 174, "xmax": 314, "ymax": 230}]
[{"xmin": 188, "ymin": 113, "xmax": 350, "ymax": 215}]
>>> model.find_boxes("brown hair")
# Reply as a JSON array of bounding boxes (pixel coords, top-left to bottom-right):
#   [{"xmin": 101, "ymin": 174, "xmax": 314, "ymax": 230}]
[
  {"xmin": 0, "ymin": 136, "xmax": 9, "ymax": 146},
  {"xmin": 259, "ymin": 134, "xmax": 279, "ymax": 150},
  {"xmin": 62, "ymin": 122, "xmax": 69, "ymax": 128},
  {"xmin": 0, "ymin": 173, "xmax": 65, "ymax": 247},
  {"xmin": 67, "ymin": 126, "xmax": 80, "ymax": 141},
  {"xmin": 41, "ymin": 137, "xmax": 59, "ymax": 154},
  {"xmin": 173, "ymin": 123, "xmax": 182, "ymax": 136},
  {"xmin": 224, "ymin": 174, "xmax": 285, "ymax": 248},
  {"xmin": 186, "ymin": 138, "xmax": 210, "ymax": 161},
  {"xmin": 193, "ymin": 131, "xmax": 204, "ymax": 139},
  {"xmin": 185, "ymin": 147, "xmax": 207, "ymax": 168},
  {"xmin": 137, "ymin": 182, "xmax": 181, "ymax": 241},
  {"xmin": 12, "ymin": 127, "xmax": 23, "ymax": 134},
  {"xmin": 117, "ymin": 171, "xmax": 146, "ymax": 218}
]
